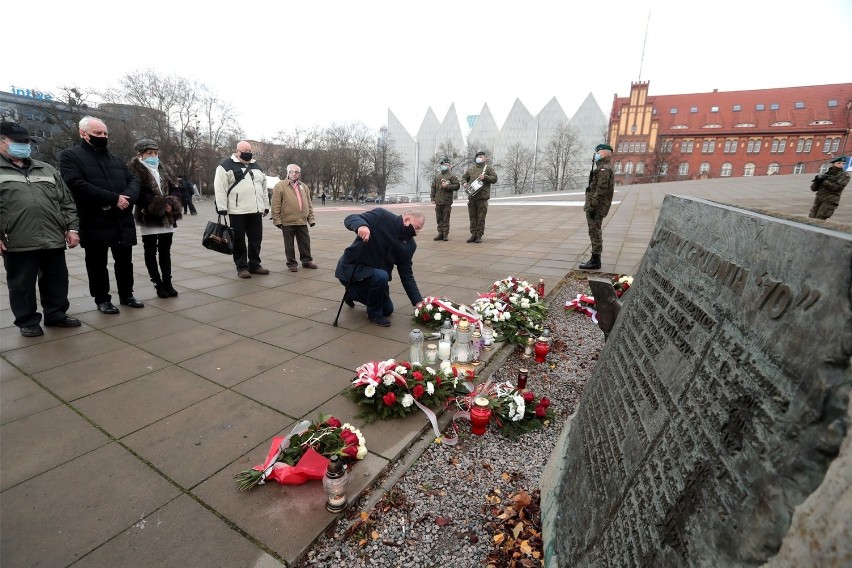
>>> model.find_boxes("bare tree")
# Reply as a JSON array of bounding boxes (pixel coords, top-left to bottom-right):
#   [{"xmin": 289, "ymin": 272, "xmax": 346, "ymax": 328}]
[
  {"xmin": 418, "ymin": 139, "xmax": 466, "ymax": 200},
  {"xmin": 372, "ymin": 127, "xmax": 407, "ymax": 199},
  {"xmin": 502, "ymin": 142, "xmax": 536, "ymax": 194},
  {"xmin": 32, "ymin": 86, "xmax": 92, "ymax": 162},
  {"xmin": 642, "ymin": 149, "xmax": 679, "ymax": 184},
  {"xmin": 540, "ymin": 123, "xmax": 583, "ymax": 191}
]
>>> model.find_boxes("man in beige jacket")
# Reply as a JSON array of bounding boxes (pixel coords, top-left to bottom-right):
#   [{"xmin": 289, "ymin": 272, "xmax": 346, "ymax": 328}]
[{"xmin": 271, "ymin": 164, "xmax": 317, "ymax": 272}]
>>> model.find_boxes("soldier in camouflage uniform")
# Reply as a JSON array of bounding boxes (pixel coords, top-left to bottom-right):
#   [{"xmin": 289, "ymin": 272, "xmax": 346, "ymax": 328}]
[
  {"xmin": 809, "ymin": 156, "xmax": 849, "ymax": 220},
  {"xmin": 462, "ymin": 151, "xmax": 498, "ymax": 243},
  {"xmin": 579, "ymin": 143, "xmax": 615, "ymax": 270},
  {"xmin": 430, "ymin": 157, "xmax": 460, "ymax": 241}
]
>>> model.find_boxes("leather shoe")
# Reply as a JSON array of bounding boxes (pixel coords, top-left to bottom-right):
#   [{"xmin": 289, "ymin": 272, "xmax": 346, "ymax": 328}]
[
  {"xmin": 369, "ymin": 316, "xmax": 391, "ymax": 327},
  {"xmin": 238, "ymin": 269, "xmax": 252, "ymax": 278},
  {"xmin": 302, "ymin": 262, "xmax": 318, "ymax": 269},
  {"xmin": 45, "ymin": 316, "xmax": 82, "ymax": 328},
  {"xmin": 249, "ymin": 266, "xmax": 270, "ymax": 275},
  {"xmin": 344, "ymin": 292, "xmax": 355, "ymax": 308},
  {"xmin": 120, "ymin": 297, "xmax": 145, "ymax": 308},
  {"xmin": 288, "ymin": 266, "xmax": 299, "ymax": 272},
  {"xmin": 97, "ymin": 301, "xmax": 120, "ymax": 314},
  {"xmin": 20, "ymin": 325, "xmax": 44, "ymax": 337}
]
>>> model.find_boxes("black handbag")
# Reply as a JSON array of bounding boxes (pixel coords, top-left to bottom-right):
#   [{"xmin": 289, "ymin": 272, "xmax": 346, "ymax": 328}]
[{"xmin": 202, "ymin": 214, "xmax": 235, "ymax": 255}]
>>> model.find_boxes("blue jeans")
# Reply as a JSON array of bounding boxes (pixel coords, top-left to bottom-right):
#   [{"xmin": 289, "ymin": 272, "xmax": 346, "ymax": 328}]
[{"xmin": 341, "ymin": 268, "xmax": 394, "ymax": 319}]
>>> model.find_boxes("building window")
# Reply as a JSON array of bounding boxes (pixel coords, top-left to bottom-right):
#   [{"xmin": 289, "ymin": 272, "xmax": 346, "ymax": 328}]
[
  {"xmin": 625, "ymin": 161, "xmax": 634, "ymax": 174},
  {"xmin": 768, "ymin": 162, "xmax": 780, "ymax": 175},
  {"xmin": 823, "ymin": 137, "xmax": 841, "ymax": 153},
  {"xmin": 732, "ymin": 104, "xmax": 742, "ymax": 112},
  {"xmin": 661, "ymin": 139, "xmax": 673, "ymax": 153},
  {"xmin": 639, "ymin": 142, "xmax": 647, "ymax": 153},
  {"xmin": 794, "ymin": 162, "xmax": 805, "ymax": 174},
  {"xmin": 747, "ymin": 138, "xmax": 762, "ymax": 153},
  {"xmin": 723, "ymin": 139, "xmax": 738, "ymax": 153},
  {"xmin": 721, "ymin": 162, "xmax": 733, "ymax": 177},
  {"xmin": 617, "ymin": 142, "xmax": 626, "ymax": 152},
  {"xmin": 681, "ymin": 140, "xmax": 694, "ymax": 153},
  {"xmin": 770, "ymin": 103, "xmax": 780, "ymax": 110},
  {"xmin": 678, "ymin": 162, "xmax": 689, "ymax": 176},
  {"xmin": 756, "ymin": 104, "xmax": 765, "ymax": 111},
  {"xmin": 711, "ymin": 106, "xmax": 719, "ymax": 113},
  {"xmin": 794, "ymin": 101, "xmax": 805, "ymax": 109},
  {"xmin": 670, "ymin": 107, "xmax": 678, "ymax": 114},
  {"xmin": 804, "ymin": 138, "xmax": 813, "ymax": 152},
  {"xmin": 770, "ymin": 139, "xmax": 787, "ymax": 153},
  {"xmin": 744, "ymin": 163, "xmax": 755, "ymax": 177},
  {"xmin": 831, "ymin": 138, "xmax": 840, "ymax": 152},
  {"xmin": 819, "ymin": 163, "xmax": 830, "ymax": 174},
  {"xmin": 828, "ymin": 100, "xmax": 838, "ymax": 107},
  {"xmin": 614, "ymin": 162, "xmax": 623, "ymax": 174},
  {"xmin": 659, "ymin": 162, "xmax": 669, "ymax": 175},
  {"xmin": 699, "ymin": 162, "xmax": 710, "ymax": 174},
  {"xmin": 701, "ymin": 139, "xmax": 716, "ymax": 153},
  {"xmin": 796, "ymin": 138, "xmax": 804, "ymax": 152},
  {"xmin": 636, "ymin": 162, "xmax": 645, "ymax": 174},
  {"xmin": 690, "ymin": 107, "xmax": 698, "ymax": 113}
]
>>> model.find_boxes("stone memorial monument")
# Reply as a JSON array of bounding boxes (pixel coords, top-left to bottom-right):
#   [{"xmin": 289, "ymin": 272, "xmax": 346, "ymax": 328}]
[{"xmin": 542, "ymin": 195, "xmax": 851, "ymax": 566}]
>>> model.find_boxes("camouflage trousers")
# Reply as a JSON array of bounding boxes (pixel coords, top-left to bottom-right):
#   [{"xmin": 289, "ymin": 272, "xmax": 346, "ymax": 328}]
[
  {"xmin": 809, "ymin": 194, "xmax": 839, "ymax": 220},
  {"xmin": 586, "ymin": 210, "xmax": 604, "ymax": 254},
  {"xmin": 468, "ymin": 200, "xmax": 489, "ymax": 236},
  {"xmin": 435, "ymin": 203, "xmax": 452, "ymax": 235}
]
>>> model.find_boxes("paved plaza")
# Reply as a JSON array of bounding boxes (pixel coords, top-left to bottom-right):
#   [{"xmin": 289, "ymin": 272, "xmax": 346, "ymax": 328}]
[{"xmin": 1, "ymin": 175, "xmax": 848, "ymax": 566}]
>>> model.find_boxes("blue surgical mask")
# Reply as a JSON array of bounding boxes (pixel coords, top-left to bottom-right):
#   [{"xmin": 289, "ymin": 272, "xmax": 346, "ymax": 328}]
[
  {"xmin": 475, "ymin": 158, "xmax": 483, "ymax": 164},
  {"xmin": 142, "ymin": 157, "xmax": 159, "ymax": 168},
  {"xmin": 594, "ymin": 152, "xmax": 602, "ymax": 162},
  {"xmin": 7, "ymin": 141, "xmax": 32, "ymax": 159}
]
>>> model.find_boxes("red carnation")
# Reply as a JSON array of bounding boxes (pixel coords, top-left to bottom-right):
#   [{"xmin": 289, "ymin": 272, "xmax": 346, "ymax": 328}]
[
  {"xmin": 402, "ymin": 361, "xmax": 412, "ymax": 369},
  {"xmin": 342, "ymin": 445, "xmax": 358, "ymax": 458},
  {"xmin": 423, "ymin": 313, "xmax": 431, "ymax": 321},
  {"xmin": 325, "ymin": 417, "xmax": 342, "ymax": 428},
  {"xmin": 465, "ymin": 369, "xmax": 475, "ymax": 380},
  {"xmin": 413, "ymin": 371, "xmax": 424, "ymax": 381},
  {"xmin": 452, "ymin": 368, "xmax": 458, "ymax": 377},
  {"xmin": 539, "ymin": 397, "xmax": 551, "ymax": 408},
  {"xmin": 412, "ymin": 384, "xmax": 424, "ymax": 399},
  {"xmin": 523, "ymin": 391, "xmax": 535, "ymax": 403},
  {"xmin": 535, "ymin": 405, "xmax": 547, "ymax": 418},
  {"xmin": 436, "ymin": 376, "xmax": 442, "ymax": 385},
  {"xmin": 383, "ymin": 392, "xmax": 397, "ymax": 406}
]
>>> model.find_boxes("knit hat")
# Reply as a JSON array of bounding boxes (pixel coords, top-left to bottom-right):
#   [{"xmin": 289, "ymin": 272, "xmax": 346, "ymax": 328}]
[{"xmin": 134, "ymin": 138, "xmax": 159, "ymax": 153}]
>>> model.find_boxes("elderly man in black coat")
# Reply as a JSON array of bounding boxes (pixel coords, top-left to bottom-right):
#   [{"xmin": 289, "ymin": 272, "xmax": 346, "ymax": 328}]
[
  {"xmin": 59, "ymin": 115, "xmax": 142, "ymax": 314},
  {"xmin": 335, "ymin": 208, "xmax": 425, "ymax": 327}
]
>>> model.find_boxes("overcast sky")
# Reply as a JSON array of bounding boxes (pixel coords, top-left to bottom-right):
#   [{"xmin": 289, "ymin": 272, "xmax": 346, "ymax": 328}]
[{"xmin": 9, "ymin": 0, "xmax": 851, "ymax": 141}]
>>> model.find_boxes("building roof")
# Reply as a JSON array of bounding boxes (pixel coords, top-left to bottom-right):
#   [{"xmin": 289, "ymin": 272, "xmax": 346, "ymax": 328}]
[{"xmin": 612, "ymin": 83, "xmax": 852, "ymax": 137}]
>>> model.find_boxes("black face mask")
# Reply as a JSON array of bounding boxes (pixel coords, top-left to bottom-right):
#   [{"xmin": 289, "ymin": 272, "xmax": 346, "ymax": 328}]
[
  {"xmin": 403, "ymin": 223, "xmax": 417, "ymax": 239},
  {"xmin": 239, "ymin": 151, "xmax": 253, "ymax": 161},
  {"xmin": 88, "ymin": 135, "xmax": 108, "ymax": 149}
]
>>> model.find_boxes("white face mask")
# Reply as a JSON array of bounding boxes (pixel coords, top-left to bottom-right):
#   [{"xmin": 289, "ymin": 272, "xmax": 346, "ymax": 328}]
[{"xmin": 475, "ymin": 157, "xmax": 483, "ymax": 164}]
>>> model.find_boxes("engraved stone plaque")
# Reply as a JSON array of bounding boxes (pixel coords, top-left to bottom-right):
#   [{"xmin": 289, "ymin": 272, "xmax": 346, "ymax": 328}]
[{"xmin": 544, "ymin": 196, "xmax": 851, "ymax": 567}]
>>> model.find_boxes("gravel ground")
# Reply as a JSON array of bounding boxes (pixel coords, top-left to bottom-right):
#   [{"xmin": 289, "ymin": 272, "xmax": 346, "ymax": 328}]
[{"xmin": 297, "ymin": 273, "xmax": 606, "ymax": 568}]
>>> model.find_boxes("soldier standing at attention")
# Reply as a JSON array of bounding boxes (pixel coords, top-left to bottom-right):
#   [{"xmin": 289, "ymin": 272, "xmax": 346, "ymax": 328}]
[
  {"xmin": 462, "ymin": 150, "xmax": 497, "ymax": 243},
  {"xmin": 430, "ymin": 157, "xmax": 460, "ymax": 241},
  {"xmin": 809, "ymin": 156, "xmax": 849, "ymax": 220},
  {"xmin": 579, "ymin": 143, "xmax": 615, "ymax": 270}
]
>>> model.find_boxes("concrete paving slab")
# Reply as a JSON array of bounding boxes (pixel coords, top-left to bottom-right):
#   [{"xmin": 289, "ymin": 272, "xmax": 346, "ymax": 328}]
[
  {"xmin": 0, "ymin": 375, "xmax": 60, "ymax": 425},
  {"xmin": 253, "ymin": 319, "xmax": 348, "ymax": 354},
  {"xmin": 2, "ymin": 330, "xmax": 126, "ymax": 374},
  {"xmin": 304, "ymin": 330, "xmax": 408, "ymax": 371},
  {"xmin": 135, "ymin": 325, "xmax": 244, "ymax": 363},
  {"xmin": 178, "ymin": 338, "xmax": 298, "ymax": 388},
  {"xmin": 103, "ymin": 312, "xmax": 200, "ymax": 344}
]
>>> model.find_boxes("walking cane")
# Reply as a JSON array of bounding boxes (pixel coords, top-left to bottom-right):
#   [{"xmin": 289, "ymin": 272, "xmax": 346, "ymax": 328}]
[{"xmin": 333, "ymin": 239, "xmax": 366, "ymax": 327}]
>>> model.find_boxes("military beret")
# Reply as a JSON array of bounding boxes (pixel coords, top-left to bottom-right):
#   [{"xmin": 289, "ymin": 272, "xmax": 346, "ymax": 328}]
[
  {"xmin": 475, "ymin": 151, "xmax": 486, "ymax": 157},
  {"xmin": 439, "ymin": 157, "xmax": 451, "ymax": 164},
  {"xmin": 134, "ymin": 138, "xmax": 159, "ymax": 153},
  {"xmin": 829, "ymin": 156, "xmax": 846, "ymax": 164},
  {"xmin": 595, "ymin": 143, "xmax": 614, "ymax": 152}
]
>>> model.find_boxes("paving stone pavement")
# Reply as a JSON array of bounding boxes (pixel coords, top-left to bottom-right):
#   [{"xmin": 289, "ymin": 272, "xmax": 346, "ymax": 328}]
[{"xmin": 1, "ymin": 175, "xmax": 848, "ymax": 567}]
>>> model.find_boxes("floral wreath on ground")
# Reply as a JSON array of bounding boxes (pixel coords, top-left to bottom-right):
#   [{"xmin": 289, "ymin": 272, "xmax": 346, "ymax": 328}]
[
  {"xmin": 412, "ymin": 297, "xmax": 479, "ymax": 330},
  {"xmin": 472, "ymin": 276, "xmax": 547, "ymax": 348},
  {"xmin": 234, "ymin": 414, "xmax": 366, "ymax": 490},
  {"xmin": 455, "ymin": 380, "xmax": 554, "ymax": 439},
  {"xmin": 565, "ymin": 274, "xmax": 633, "ymax": 322},
  {"xmin": 345, "ymin": 359, "xmax": 473, "ymax": 423}
]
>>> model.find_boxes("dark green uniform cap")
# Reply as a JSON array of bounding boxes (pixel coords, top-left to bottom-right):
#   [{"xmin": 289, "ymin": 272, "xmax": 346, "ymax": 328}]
[
  {"xmin": 595, "ymin": 143, "xmax": 613, "ymax": 152},
  {"xmin": 439, "ymin": 157, "xmax": 451, "ymax": 164},
  {"xmin": 829, "ymin": 156, "xmax": 846, "ymax": 164}
]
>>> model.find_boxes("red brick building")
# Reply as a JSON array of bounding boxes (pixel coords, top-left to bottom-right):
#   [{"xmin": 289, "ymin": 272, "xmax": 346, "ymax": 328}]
[{"xmin": 608, "ymin": 81, "xmax": 852, "ymax": 183}]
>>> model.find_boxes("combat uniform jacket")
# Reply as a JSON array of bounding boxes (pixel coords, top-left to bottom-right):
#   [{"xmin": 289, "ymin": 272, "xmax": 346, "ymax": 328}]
[
  {"xmin": 430, "ymin": 172, "xmax": 460, "ymax": 205},
  {"xmin": 584, "ymin": 157, "xmax": 615, "ymax": 218},
  {"xmin": 462, "ymin": 163, "xmax": 497, "ymax": 202}
]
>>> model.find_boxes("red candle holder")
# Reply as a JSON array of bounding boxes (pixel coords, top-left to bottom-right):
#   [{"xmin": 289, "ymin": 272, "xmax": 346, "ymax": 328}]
[
  {"xmin": 469, "ymin": 397, "xmax": 492, "ymax": 436},
  {"xmin": 534, "ymin": 337, "xmax": 550, "ymax": 363}
]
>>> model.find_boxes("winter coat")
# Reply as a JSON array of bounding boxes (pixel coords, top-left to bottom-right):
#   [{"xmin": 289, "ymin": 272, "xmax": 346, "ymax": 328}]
[
  {"xmin": 213, "ymin": 155, "xmax": 268, "ymax": 215},
  {"xmin": 335, "ymin": 208, "xmax": 423, "ymax": 306},
  {"xmin": 271, "ymin": 179, "xmax": 315, "ymax": 226},
  {"xmin": 584, "ymin": 156, "xmax": 615, "ymax": 218},
  {"xmin": 127, "ymin": 158, "xmax": 183, "ymax": 228},
  {"xmin": 59, "ymin": 141, "xmax": 140, "ymax": 247},
  {"xmin": 0, "ymin": 156, "xmax": 79, "ymax": 252}
]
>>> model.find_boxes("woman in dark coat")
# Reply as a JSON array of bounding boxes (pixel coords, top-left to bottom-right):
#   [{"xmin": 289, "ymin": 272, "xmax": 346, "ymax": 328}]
[{"xmin": 128, "ymin": 139, "xmax": 183, "ymax": 298}]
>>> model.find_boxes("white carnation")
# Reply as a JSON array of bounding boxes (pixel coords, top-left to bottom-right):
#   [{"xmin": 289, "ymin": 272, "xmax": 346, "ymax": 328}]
[
  {"xmin": 434, "ymin": 313, "xmax": 442, "ymax": 321},
  {"xmin": 382, "ymin": 373, "xmax": 395, "ymax": 386},
  {"xmin": 520, "ymin": 300, "xmax": 530, "ymax": 309},
  {"xmin": 426, "ymin": 382, "xmax": 435, "ymax": 395},
  {"xmin": 356, "ymin": 444, "xmax": 368, "ymax": 459},
  {"xmin": 365, "ymin": 385, "xmax": 376, "ymax": 398},
  {"xmin": 401, "ymin": 394, "xmax": 414, "ymax": 408},
  {"xmin": 395, "ymin": 365, "xmax": 407, "ymax": 375}
]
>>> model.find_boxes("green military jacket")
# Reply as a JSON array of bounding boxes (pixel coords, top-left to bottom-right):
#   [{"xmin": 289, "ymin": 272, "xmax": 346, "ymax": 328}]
[
  {"xmin": 584, "ymin": 157, "xmax": 615, "ymax": 217},
  {"xmin": 811, "ymin": 166, "xmax": 850, "ymax": 207},
  {"xmin": 462, "ymin": 163, "xmax": 498, "ymax": 202},
  {"xmin": 430, "ymin": 171, "xmax": 460, "ymax": 205}
]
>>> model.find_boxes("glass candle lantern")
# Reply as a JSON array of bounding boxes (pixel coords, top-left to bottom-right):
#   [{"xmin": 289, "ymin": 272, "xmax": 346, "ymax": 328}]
[
  {"xmin": 534, "ymin": 336, "xmax": 550, "ymax": 363},
  {"xmin": 541, "ymin": 328, "xmax": 552, "ymax": 349},
  {"xmin": 323, "ymin": 455, "xmax": 349, "ymax": 513},
  {"xmin": 537, "ymin": 278, "xmax": 545, "ymax": 298},
  {"xmin": 408, "ymin": 328, "xmax": 424, "ymax": 365},
  {"xmin": 482, "ymin": 320, "xmax": 494, "ymax": 350},
  {"xmin": 453, "ymin": 320, "xmax": 472, "ymax": 363},
  {"xmin": 437, "ymin": 338, "xmax": 452, "ymax": 362},
  {"xmin": 522, "ymin": 336, "xmax": 534, "ymax": 359},
  {"xmin": 469, "ymin": 397, "xmax": 492, "ymax": 436},
  {"xmin": 516, "ymin": 368, "xmax": 529, "ymax": 390},
  {"xmin": 425, "ymin": 343, "xmax": 439, "ymax": 366},
  {"xmin": 471, "ymin": 329, "xmax": 482, "ymax": 364},
  {"xmin": 439, "ymin": 319, "xmax": 454, "ymax": 344}
]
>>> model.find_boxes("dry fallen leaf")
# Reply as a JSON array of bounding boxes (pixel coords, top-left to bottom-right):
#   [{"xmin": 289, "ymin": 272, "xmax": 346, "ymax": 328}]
[
  {"xmin": 513, "ymin": 490, "xmax": 532, "ymax": 509},
  {"xmin": 358, "ymin": 538, "xmax": 367, "ymax": 547},
  {"xmin": 512, "ymin": 522, "xmax": 524, "ymax": 539},
  {"xmin": 360, "ymin": 511, "xmax": 369, "ymax": 521},
  {"xmin": 519, "ymin": 540, "xmax": 533, "ymax": 554},
  {"xmin": 371, "ymin": 530, "xmax": 380, "ymax": 540},
  {"xmin": 493, "ymin": 533, "xmax": 505, "ymax": 544},
  {"xmin": 501, "ymin": 472, "xmax": 510, "ymax": 481},
  {"xmin": 435, "ymin": 516, "xmax": 451, "ymax": 526}
]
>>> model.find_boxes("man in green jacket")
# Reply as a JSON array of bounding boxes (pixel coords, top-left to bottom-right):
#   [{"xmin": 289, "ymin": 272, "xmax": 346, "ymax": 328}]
[
  {"xmin": 809, "ymin": 156, "xmax": 849, "ymax": 220},
  {"xmin": 462, "ymin": 150, "xmax": 498, "ymax": 243},
  {"xmin": 430, "ymin": 157, "xmax": 460, "ymax": 241},
  {"xmin": 0, "ymin": 122, "xmax": 81, "ymax": 337},
  {"xmin": 579, "ymin": 143, "xmax": 615, "ymax": 270}
]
